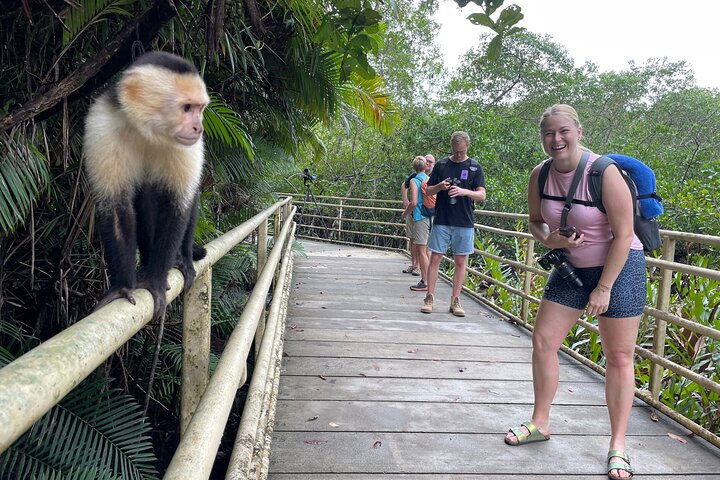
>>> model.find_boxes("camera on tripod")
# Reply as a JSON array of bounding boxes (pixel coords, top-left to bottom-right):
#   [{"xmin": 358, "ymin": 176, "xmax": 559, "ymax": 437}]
[
  {"xmin": 537, "ymin": 248, "xmax": 583, "ymax": 287},
  {"xmin": 448, "ymin": 178, "xmax": 461, "ymax": 205},
  {"xmin": 303, "ymin": 168, "xmax": 317, "ymax": 184}
]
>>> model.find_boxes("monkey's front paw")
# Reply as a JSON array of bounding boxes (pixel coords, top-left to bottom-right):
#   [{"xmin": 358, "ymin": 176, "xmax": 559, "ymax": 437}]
[{"xmin": 94, "ymin": 287, "xmax": 136, "ymax": 311}]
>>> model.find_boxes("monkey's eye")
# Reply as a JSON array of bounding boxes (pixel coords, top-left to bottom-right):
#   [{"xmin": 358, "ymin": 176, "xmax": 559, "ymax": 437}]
[{"xmin": 183, "ymin": 104, "xmax": 192, "ymax": 112}]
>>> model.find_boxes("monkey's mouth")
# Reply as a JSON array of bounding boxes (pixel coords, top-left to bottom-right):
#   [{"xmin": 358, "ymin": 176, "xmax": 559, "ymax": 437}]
[{"xmin": 175, "ymin": 135, "xmax": 202, "ymax": 146}]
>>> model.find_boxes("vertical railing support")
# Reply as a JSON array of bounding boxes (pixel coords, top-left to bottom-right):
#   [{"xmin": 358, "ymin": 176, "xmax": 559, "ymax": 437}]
[
  {"xmin": 181, "ymin": 266, "xmax": 212, "ymax": 436},
  {"xmin": 650, "ymin": 236, "xmax": 676, "ymax": 398},
  {"xmin": 521, "ymin": 238, "xmax": 535, "ymax": 325},
  {"xmin": 255, "ymin": 220, "xmax": 269, "ymax": 360},
  {"xmin": 274, "ymin": 209, "xmax": 282, "ymax": 283},
  {"xmin": 257, "ymin": 219, "xmax": 268, "ymax": 279},
  {"xmin": 337, "ymin": 198, "xmax": 344, "ymax": 241}
]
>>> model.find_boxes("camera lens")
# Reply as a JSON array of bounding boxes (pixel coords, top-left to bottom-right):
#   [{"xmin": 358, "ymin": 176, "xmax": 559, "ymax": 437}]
[
  {"xmin": 556, "ymin": 260, "xmax": 583, "ymax": 288},
  {"xmin": 449, "ymin": 179, "xmax": 459, "ymax": 205}
]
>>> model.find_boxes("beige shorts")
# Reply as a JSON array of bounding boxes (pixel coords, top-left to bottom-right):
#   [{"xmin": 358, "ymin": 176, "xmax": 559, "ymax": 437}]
[
  {"xmin": 405, "ymin": 217, "xmax": 414, "ymax": 239},
  {"xmin": 407, "ymin": 217, "xmax": 430, "ymax": 245}
]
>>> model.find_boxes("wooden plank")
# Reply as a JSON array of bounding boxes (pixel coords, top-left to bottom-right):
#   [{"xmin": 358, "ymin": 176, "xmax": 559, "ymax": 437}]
[
  {"xmin": 277, "ymin": 377, "xmax": 607, "ymax": 404},
  {"xmin": 268, "ymin": 432, "xmax": 720, "ymax": 475},
  {"xmin": 284, "ymin": 317, "xmax": 518, "ymax": 335},
  {"xmin": 280, "ymin": 357, "xmax": 596, "ymax": 382},
  {"xmin": 284, "ymin": 328, "xmax": 531, "ymax": 347},
  {"xmin": 283, "ymin": 340, "xmax": 575, "ymax": 364},
  {"xmin": 273, "ymin": 401, "xmax": 684, "ymax": 437}
]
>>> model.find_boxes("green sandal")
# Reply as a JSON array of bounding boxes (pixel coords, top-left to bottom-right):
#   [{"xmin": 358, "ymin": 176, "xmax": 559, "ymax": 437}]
[
  {"xmin": 607, "ymin": 450, "xmax": 634, "ymax": 479},
  {"xmin": 504, "ymin": 421, "xmax": 550, "ymax": 446}
]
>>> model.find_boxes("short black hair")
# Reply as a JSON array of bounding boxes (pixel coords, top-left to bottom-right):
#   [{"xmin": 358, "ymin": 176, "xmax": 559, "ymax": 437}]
[{"xmin": 132, "ymin": 51, "xmax": 198, "ymax": 75}]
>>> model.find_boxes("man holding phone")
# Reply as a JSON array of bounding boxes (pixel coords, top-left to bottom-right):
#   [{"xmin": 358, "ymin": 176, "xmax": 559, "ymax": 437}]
[{"xmin": 421, "ymin": 131, "xmax": 486, "ymax": 316}]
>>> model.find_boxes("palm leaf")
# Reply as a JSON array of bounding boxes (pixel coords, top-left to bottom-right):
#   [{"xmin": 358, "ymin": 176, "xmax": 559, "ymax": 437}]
[
  {"xmin": 339, "ymin": 74, "xmax": 400, "ymax": 135},
  {"xmin": 60, "ymin": 0, "xmax": 135, "ymax": 46},
  {"xmin": 0, "ymin": 378, "xmax": 158, "ymax": 479},
  {"xmin": 203, "ymin": 96, "xmax": 255, "ymax": 158},
  {"xmin": 0, "ymin": 135, "xmax": 51, "ymax": 235}
]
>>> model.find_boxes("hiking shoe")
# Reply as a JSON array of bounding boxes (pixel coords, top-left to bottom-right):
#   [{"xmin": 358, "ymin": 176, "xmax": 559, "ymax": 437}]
[
  {"xmin": 449, "ymin": 297, "xmax": 465, "ymax": 317},
  {"xmin": 421, "ymin": 294, "xmax": 434, "ymax": 313},
  {"xmin": 410, "ymin": 280, "xmax": 428, "ymax": 291}
]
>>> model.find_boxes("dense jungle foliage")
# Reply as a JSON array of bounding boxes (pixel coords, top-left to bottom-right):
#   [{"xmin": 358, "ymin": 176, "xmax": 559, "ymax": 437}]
[{"xmin": 1, "ymin": 0, "xmax": 718, "ymax": 477}]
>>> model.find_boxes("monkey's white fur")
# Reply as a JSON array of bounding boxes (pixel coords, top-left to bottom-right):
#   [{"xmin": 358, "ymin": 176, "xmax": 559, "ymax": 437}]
[{"xmin": 84, "ymin": 64, "xmax": 209, "ymax": 210}]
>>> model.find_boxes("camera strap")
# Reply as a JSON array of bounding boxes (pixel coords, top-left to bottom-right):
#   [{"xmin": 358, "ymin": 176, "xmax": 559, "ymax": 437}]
[{"xmin": 559, "ymin": 151, "xmax": 590, "ymax": 228}]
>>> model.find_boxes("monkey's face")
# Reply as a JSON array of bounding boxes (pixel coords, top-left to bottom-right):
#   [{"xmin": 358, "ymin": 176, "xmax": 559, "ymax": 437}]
[
  {"xmin": 119, "ymin": 66, "xmax": 210, "ymax": 148},
  {"xmin": 168, "ymin": 74, "xmax": 209, "ymax": 147},
  {"xmin": 174, "ymin": 102, "xmax": 206, "ymax": 146}
]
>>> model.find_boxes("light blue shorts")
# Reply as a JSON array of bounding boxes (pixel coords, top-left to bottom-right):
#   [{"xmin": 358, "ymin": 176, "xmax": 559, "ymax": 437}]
[{"xmin": 427, "ymin": 225, "xmax": 475, "ymax": 256}]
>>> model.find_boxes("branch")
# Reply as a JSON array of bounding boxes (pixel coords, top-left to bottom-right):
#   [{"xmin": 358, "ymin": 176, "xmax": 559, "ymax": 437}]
[{"xmin": 0, "ymin": 0, "xmax": 179, "ymax": 132}]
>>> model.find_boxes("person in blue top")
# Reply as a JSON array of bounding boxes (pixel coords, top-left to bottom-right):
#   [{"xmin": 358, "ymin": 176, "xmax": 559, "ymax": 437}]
[
  {"xmin": 421, "ymin": 131, "xmax": 486, "ymax": 316},
  {"xmin": 401, "ymin": 156, "xmax": 431, "ymax": 291}
]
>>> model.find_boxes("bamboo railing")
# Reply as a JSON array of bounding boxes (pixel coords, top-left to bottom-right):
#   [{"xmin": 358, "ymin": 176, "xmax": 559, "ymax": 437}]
[
  {"xmin": 0, "ymin": 197, "xmax": 295, "ymax": 480},
  {"xmin": 283, "ymin": 192, "xmax": 720, "ymax": 447}
]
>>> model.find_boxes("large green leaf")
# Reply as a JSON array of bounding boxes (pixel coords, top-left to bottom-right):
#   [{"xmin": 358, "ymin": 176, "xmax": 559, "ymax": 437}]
[
  {"xmin": 61, "ymin": 0, "xmax": 134, "ymax": 46},
  {"xmin": 0, "ymin": 378, "xmax": 158, "ymax": 479},
  {"xmin": 202, "ymin": 96, "xmax": 255, "ymax": 158},
  {"xmin": 0, "ymin": 137, "xmax": 51, "ymax": 235}
]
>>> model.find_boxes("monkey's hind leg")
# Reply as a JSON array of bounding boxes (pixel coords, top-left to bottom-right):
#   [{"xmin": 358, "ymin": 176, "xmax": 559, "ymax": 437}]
[
  {"xmin": 137, "ymin": 189, "xmax": 190, "ymax": 322},
  {"xmin": 94, "ymin": 197, "xmax": 139, "ymax": 311}
]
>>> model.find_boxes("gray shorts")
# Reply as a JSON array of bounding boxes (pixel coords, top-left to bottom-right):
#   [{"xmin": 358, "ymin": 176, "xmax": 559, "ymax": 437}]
[{"xmin": 542, "ymin": 249, "xmax": 647, "ymax": 318}]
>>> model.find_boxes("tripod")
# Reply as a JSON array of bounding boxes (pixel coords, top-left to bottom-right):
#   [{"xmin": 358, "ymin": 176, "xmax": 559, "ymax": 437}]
[{"xmin": 300, "ymin": 179, "xmax": 320, "ymax": 232}]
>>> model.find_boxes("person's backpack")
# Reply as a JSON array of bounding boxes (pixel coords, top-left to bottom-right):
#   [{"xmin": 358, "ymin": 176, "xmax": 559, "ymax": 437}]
[
  {"xmin": 538, "ymin": 154, "xmax": 664, "ymax": 252},
  {"xmin": 419, "ymin": 178, "xmax": 436, "ymax": 217}
]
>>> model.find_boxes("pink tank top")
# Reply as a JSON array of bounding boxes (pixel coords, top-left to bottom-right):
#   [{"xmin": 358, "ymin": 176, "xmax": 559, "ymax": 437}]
[{"xmin": 540, "ymin": 153, "xmax": 643, "ymax": 268}]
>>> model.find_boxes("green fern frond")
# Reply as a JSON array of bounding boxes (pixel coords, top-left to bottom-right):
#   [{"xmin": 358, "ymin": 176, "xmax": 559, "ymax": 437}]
[{"xmin": 0, "ymin": 378, "xmax": 158, "ymax": 479}]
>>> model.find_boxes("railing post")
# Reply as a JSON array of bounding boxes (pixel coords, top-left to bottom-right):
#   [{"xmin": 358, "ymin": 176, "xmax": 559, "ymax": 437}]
[
  {"xmin": 257, "ymin": 219, "xmax": 268, "ymax": 277},
  {"xmin": 337, "ymin": 198, "xmax": 344, "ymax": 241},
  {"xmin": 521, "ymin": 237, "xmax": 535, "ymax": 325},
  {"xmin": 181, "ymin": 266, "xmax": 212, "ymax": 436},
  {"xmin": 255, "ymin": 219, "xmax": 269, "ymax": 360},
  {"xmin": 650, "ymin": 236, "xmax": 676, "ymax": 398}
]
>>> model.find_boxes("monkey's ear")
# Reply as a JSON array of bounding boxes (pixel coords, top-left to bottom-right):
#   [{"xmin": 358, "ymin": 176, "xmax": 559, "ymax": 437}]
[{"xmin": 119, "ymin": 71, "xmax": 144, "ymax": 107}]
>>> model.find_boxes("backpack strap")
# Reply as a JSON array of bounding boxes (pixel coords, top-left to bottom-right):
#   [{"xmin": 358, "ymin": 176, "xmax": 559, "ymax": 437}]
[
  {"xmin": 538, "ymin": 157, "xmax": 595, "ymax": 207},
  {"xmin": 587, "ymin": 156, "xmax": 639, "ymax": 215},
  {"xmin": 637, "ymin": 192, "xmax": 663, "ymax": 201},
  {"xmin": 559, "ymin": 151, "xmax": 590, "ymax": 228}
]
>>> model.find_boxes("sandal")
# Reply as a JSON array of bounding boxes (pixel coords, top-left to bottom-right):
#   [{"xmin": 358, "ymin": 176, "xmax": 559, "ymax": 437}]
[
  {"xmin": 402, "ymin": 265, "xmax": 417, "ymax": 274},
  {"xmin": 504, "ymin": 421, "xmax": 550, "ymax": 446},
  {"xmin": 607, "ymin": 450, "xmax": 634, "ymax": 479}
]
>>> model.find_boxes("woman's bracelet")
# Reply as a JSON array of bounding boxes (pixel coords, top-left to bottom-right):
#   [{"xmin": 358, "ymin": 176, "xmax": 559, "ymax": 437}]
[{"xmin": 596, "ymin": 283, "xmax": 612, "ymax": 293}]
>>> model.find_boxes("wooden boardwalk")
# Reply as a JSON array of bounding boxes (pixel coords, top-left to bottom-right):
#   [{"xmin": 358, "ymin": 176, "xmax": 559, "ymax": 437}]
[{"xmin": 268, "ymin": 240, "xmax": 720, "ymax": 479}]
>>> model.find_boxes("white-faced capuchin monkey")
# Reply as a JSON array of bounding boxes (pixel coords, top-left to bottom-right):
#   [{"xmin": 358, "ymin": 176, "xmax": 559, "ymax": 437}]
[{"xmin": 84, "ymin": 51, "xmax": 210, "ymax": 321}]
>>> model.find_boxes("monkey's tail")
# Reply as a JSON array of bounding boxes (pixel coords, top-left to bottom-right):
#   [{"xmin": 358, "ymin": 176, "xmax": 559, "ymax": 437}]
[{"xmin": 192, "ymin": 243, "xmax": 207, "ymax": 261}]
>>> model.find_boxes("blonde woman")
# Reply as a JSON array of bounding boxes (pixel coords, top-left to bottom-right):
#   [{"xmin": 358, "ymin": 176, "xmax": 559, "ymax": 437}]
[{"xmin": 505, "ymin": 105, "xmax": 645, "ymax": 480}]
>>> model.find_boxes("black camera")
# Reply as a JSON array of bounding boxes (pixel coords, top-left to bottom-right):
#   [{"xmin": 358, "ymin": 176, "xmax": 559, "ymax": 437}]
[
  {"xmin": 537, "ymin": 249, "xmax": 583, "ymax": 287},
  {"xmin": 303, "ymin": 168, "xmax": 317, "ymax": 184},
  {"xmin": 558, "ymin": 226, "xmax": 579, "ymax": 239},
  {"xmin": 448, "ymin": 178, "xmax": 461, "ymax": 205}
]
